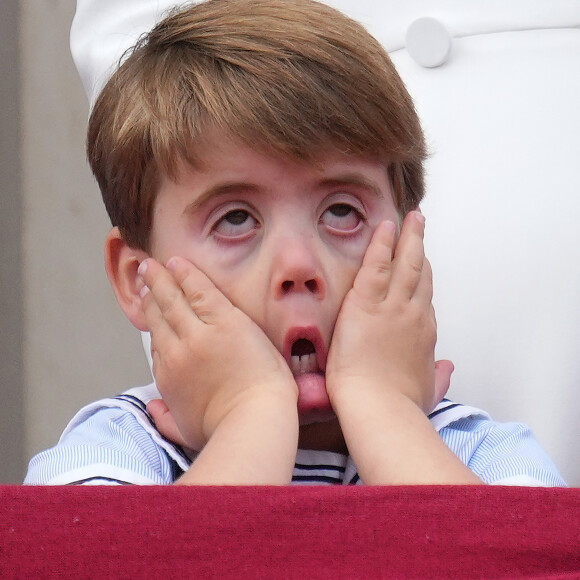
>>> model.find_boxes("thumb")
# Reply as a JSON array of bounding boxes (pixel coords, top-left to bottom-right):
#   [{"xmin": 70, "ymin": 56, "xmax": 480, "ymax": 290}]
[
  {"xmin": 434, "ymin": 359, "xmax": 454, "ymax": 404},
  {"xmin": 147, "ymin": 398, "xmax": 189, "ymax": 449}
]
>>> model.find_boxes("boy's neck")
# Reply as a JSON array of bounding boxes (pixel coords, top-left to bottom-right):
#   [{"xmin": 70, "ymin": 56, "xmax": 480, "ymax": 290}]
[{"xmin": 298, "ymin": 419, "xmax": 348, "ymax": 455}]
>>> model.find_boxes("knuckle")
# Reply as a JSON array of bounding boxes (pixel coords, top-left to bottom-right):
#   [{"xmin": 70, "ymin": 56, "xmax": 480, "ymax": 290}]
[
  {"xmin": 408, "ymin": 258, "xmax": 423, "ymax": 276},
  {"xmin": 159, "ymin": 292, "xmax": 180, "ymax": 318},
  {"xmin": 188, "ymin": 288, "xmax": 215, "ymax": 320},
  {"xmin": 188, "ymin": 287, "xmax": 208, "ymax": 308},
  {"xmin": 373, "ymin": 259, "xmax": 392, "ymax": 277}
]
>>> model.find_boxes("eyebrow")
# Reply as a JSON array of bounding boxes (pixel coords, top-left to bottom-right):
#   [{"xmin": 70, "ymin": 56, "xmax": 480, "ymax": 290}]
[
  {"xmin": 183, "ymin": 182, "xmax": 261, "ymax": 215},
  {"xmin": 316, "ymin": 173, "xmax": 385, "ymax": 200}
]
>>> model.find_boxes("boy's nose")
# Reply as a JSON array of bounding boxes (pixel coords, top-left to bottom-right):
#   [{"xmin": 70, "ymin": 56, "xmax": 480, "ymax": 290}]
[{"xmin": 270, "ymin": 235, "xmax": 326, "ymax": 300}]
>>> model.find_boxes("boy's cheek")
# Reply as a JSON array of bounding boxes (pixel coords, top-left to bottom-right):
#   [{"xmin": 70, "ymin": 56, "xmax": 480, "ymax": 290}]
[{"xmin": 328, "ymin": 225, "xmax": 374, "ymax": 262}]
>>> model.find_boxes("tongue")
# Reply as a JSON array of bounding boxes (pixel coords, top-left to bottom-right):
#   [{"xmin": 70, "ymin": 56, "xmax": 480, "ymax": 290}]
[{"xmin": 295, "ymin": 372, "xmax": 331, "ymax": 415}]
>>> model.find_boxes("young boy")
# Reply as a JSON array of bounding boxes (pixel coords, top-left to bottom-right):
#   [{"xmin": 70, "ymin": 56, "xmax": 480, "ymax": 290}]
[{"xmin": 25, "ymin": 0, "xmax": 564, "ymax": 486}]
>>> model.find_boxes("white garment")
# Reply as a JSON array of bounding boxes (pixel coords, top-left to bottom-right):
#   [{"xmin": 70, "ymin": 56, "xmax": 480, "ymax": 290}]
[{"xmin": 24, "ymin": 384, "xmax": 566, "ymax": 487}]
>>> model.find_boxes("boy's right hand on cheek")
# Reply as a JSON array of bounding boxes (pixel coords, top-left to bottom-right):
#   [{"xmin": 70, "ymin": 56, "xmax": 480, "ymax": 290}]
[{"xmin": 138, "ymin": 257, "xmax": 297, "ymax": 451}]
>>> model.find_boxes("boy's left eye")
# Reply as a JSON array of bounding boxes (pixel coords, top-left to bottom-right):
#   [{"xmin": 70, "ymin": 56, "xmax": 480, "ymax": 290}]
[{"xmin": 320, "ymin": 203, "xmax": 363, "ymax": 233}]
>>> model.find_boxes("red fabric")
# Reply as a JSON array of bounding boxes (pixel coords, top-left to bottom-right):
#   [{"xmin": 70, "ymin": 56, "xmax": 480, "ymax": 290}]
[{"xmin": 1, "ymin": 485, "xmax": 579, "ymax": 578}]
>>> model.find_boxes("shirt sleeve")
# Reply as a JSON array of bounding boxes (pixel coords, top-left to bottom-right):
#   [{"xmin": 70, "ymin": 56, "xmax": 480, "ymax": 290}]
[
  {"xmin": 439, "ymin": 418, "xmax": 567, "ymax": 486},
  {"xmin": 24, "ymin": 407, "xmax": 177, "ymax": 485}
]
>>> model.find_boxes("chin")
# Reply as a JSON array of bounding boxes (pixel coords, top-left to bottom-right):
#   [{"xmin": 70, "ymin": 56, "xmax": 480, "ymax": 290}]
[{"xmin": 298, "ymin": 408, "xmax": 337, "ymax": 426}]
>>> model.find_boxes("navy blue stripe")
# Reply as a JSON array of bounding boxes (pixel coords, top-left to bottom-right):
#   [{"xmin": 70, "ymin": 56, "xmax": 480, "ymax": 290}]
[
  {"xmin": 167, "ymin": 453, "xmax": 187, "ymax": 480},
  {"xmin": 348, "ymin": 473, "xmax": 360, "ymax": 485},
  {"xmin": 429, "ymin": 402, "xmax": 462, "ymax": 419},
  {"xmin": 66, "ymin": 476, "xmax": 134, "ymax": 485},
  {"xmin": 292, "ymin": 475, "xmax": 343, "ymax": 484},
  {"xmin": 294, "ymin": 463, "xmax": 346, "ymax": 473},
  {"xmin": 114, "ymin": 395, "xmax": 148, "ymax": 415},
  {"xmin": 159, "ymin": 437, "xmax": 190, "ymax": 465}
]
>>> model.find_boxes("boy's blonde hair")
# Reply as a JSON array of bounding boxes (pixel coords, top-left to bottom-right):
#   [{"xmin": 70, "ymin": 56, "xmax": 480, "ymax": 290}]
[{"xmin": 88, "ymin": 0, "xmax": 426, "ymax": 251}]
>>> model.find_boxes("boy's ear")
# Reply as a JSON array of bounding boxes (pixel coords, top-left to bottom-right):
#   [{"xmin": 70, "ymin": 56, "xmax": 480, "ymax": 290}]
[{"xmin": 104, "ymin": 227, "xmax": 149, "ymax": 331}]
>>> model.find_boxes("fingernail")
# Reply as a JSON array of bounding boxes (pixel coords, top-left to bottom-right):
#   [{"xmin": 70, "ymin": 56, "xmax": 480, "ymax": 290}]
[
  {"xmin": 414, "ymin": 211, "xmax": 425, "ymax": 225},
  {"xmin": 383, "ymin": 220, "xmax": 396, "ymax": 233},
  {"xmin": 139, "ymin": 284, "xmax": 150, "ymax": 299},
  {"xmin": 138, "ymin": 260, "xmax": 149, "ymax": 276},
  {"xmin": 166, "ymin": 257, "xmax": 178, "ymax": 272}
]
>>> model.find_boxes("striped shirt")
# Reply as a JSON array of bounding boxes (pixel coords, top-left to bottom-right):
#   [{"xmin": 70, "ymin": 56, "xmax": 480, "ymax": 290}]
[{"xmin": 24, "ymin": 384, "xmax": 566, "ymax": 487}]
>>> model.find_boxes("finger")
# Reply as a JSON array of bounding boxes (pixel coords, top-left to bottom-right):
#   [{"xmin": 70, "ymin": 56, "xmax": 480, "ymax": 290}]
[
  {"xmin": 433, "ymin": 359, "xmax": 454, "ymax": 403},
  {"xmin": 139, "ymin": 258, "xmax": 202, "ymax": 337},
  {"xmin": 166, "ymin": 256, "xmax": 235, "ymax": 324},
  {"xmin": 139, "ymin": 268, "xmax": 181, "ymax": 347},
  {"xmin": 146, "ymin": 399, "xmax": 189, "ymax": 448},
  {"xmin": 413, "ymin": 256, "xmax": 434, "ymax": 306},
  {"xmin": 390, "ymin": 211, "xmax": 426, "ymax": 301},
  {"xmin": 351, "ymin": 220, "xmax": 396, "ymax": 304}
]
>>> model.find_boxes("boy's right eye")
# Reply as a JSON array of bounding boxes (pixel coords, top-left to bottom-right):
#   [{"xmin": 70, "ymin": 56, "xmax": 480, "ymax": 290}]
[{"xmin": 213, "ymin": 209, "xmax": 258, "ymax": 239}]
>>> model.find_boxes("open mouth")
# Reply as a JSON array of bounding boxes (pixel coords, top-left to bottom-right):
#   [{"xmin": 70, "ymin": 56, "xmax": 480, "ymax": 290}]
[
  {"xmin": 283, "ymin": 327, "xmax": 333, "ymax": 420},
  {"xmin": 284, "ymin": 327, "xmax": 326, "ymax": 377},
  {"xmin": 290, "ymin": 339, "xmax": 318, "ymax": 375}
]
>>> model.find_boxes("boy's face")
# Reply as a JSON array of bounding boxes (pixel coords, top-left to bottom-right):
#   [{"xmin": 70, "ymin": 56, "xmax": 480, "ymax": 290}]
[{"xmin": 149, "ymin": 131, "xmax": 399, "ymax": 437}]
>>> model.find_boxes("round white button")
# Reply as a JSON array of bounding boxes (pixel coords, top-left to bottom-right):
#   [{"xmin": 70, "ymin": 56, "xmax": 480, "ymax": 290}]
[{"xmin": 406, "ymin": 17, "xmax": 453, "ymax": 68}]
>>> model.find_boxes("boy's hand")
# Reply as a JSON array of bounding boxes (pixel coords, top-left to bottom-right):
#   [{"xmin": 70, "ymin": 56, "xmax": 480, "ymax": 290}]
[
  {"xmin": 325, "ymin": 213, "xmax": 481, "ymax": 485},
  {"xmin": 138, "ymin": 256, "xmax": 297, "ymax": 452},
  {"xmin": 326, "ymin": 211, "xmax": 438, "ymax": 413}
]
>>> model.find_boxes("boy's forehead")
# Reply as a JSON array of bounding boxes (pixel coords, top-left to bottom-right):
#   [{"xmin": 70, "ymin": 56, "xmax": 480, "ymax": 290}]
[
  {"xmin": 170, "ymin": 127, "xmax": 390, "ymax": 181},
  {"xmin": 167, "ymin": 155, "xmax": 393, "ymax": 203}
]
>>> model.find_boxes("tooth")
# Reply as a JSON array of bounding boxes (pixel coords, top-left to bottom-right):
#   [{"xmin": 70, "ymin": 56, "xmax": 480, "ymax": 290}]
[
  {"xmin": 291, "ymin": 353, "xmax": 318, "ymax": 375},
  {"xmin": 299, "ymin": 353, "xmax": 316, "ymax": 374},
  {"xmin": 291, "ymin": 355, "xmax": 300, "ymax": 375}
]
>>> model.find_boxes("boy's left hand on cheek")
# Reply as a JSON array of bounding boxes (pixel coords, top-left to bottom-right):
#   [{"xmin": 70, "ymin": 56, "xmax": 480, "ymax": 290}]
[{"xmin": 326, "ymin": 211, "xmax": 439, "ymax": 414}]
